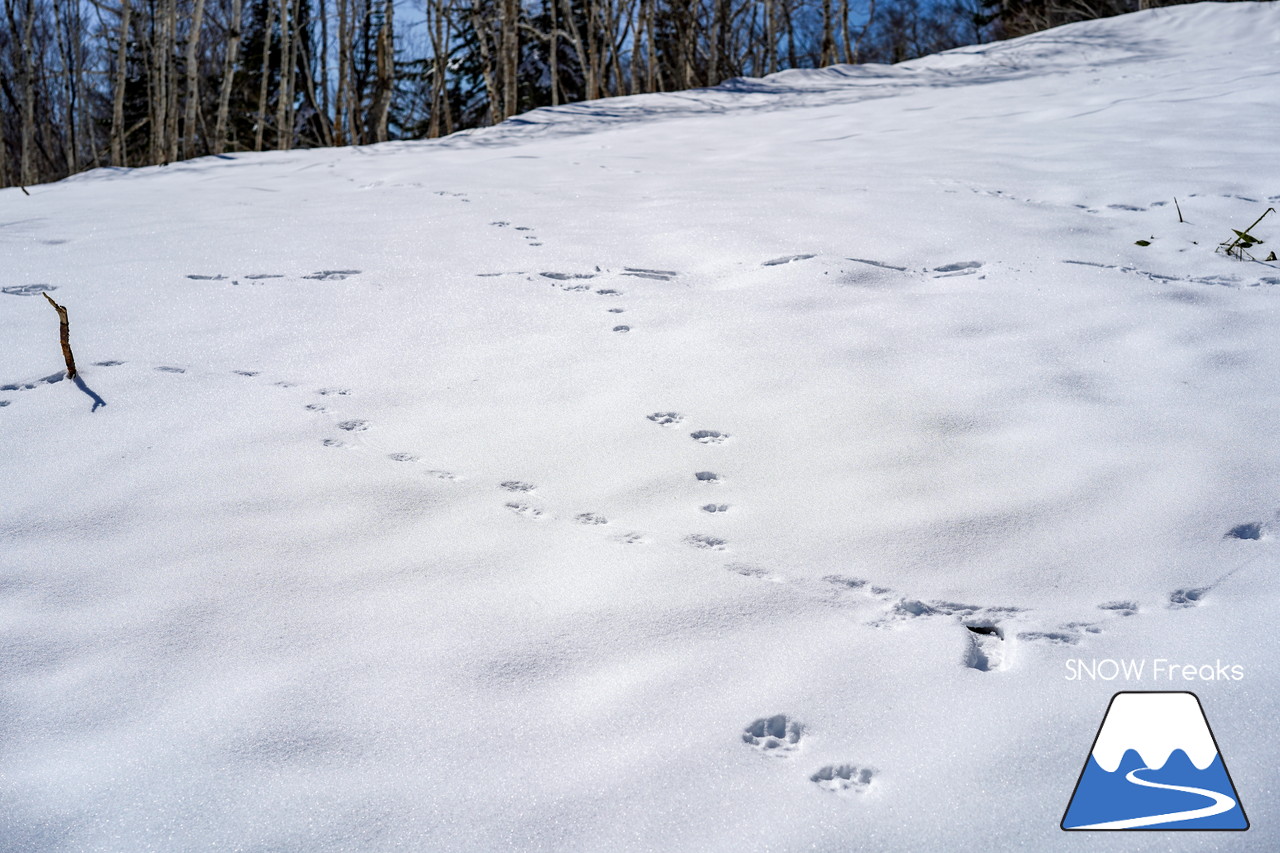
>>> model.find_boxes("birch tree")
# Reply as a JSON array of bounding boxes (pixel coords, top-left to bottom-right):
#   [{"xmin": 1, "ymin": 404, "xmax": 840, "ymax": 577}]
[
  {"xmin": 372, "ymin": 0, "xmax": 393, "ymax": 141},
  {"xmin": 212, "ymin": 0, "xmax": 242, "ymax": 154},
  {"xmin": 275, "ymin": 0, "xmax": 292, "ymax": 148},
  {"xmin": 254, "ymin": 0, "xmax": 276, "ymax": 150},
  {"xmin": 18, "ymin": 0, "xmax": 37, "ymax": 185},
  {"xmin": 109, "ymin": 0, "xmax": 130, "ymax": 165},
  {"xmin": 183, "ymin": 0, "xmax": 207, "ymax": 159}
]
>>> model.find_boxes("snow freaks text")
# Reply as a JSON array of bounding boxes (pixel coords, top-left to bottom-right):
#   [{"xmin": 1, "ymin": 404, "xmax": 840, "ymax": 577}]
[{"xmin": 1065, "ymin": 659, "xmax": 1244, "ymax": 682}]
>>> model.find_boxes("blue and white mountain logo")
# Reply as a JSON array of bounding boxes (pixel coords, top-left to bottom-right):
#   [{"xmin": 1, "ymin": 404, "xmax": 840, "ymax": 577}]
[{"xmin": 1062, "ymin": 691, "xmax": 1248, "ymax": 830}]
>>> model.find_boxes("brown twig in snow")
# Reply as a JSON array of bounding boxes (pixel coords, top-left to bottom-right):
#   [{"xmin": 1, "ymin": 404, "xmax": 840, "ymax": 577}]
[{"xmin": 42, "ymin": 292, "xmax": 78, "ymax": 379}]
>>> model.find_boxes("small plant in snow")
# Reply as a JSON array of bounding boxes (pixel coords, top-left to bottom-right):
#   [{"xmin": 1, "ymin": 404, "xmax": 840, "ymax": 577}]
[{"xmin": 1217, "ymin": 207, "xmax": 1274, "ymax": 260}]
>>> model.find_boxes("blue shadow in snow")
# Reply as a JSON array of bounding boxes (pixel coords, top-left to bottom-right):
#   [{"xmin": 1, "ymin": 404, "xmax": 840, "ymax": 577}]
[{"xmin": 72, "ymin": 375, "xmax": 106, "ymax": 412}]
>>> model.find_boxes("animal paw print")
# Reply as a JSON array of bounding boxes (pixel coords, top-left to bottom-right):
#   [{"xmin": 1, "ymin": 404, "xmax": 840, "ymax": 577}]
[
  {"xmin": 1098, "ymin": 601, "xmax": 1138, "ymax": 617},
  {"xmin": 811, "ymin": 765, "xmax": 875, "ymax": 794},
  {"xmin": 964, "ymin": 623, "xmax": 1007, "ymax": 672},
  {"xmin": 1225, "ymin": 522, "xmax": 1264, "ymax": 540},
  {"xmin": 762, "ymin": 254, "xmax": 815, "ymax": 267},
  {"xmin": 823, "ymin": 575, "xmax": 869, "ymax": 590},
  {"xmin": 303, "ymin": 269, "xmax": 361, "ymax": 281},
  {"xmin": 647, "ymin": 412, "xmax": 684, "ymax": 427},
  {"xmin": 621, "ymin": 267, "xmax": 677, "ymax": 281},
  {"xmin": 686, "ymin": 534, "xmax": 727, "ymax": 551},
  {"xmin": 505, "ymin": 502, "xmax": 545, "ymax": 520},
  {"xmin": 742, "ymin": 715, "xmax": 803, "ymax": 756},
  {"xmin": 1169, "ymin": 587, "xmax": 1208, "ymax": 609},
  {"xmin": 726, "ymin": 563, "xmax": 784, "ymax": 583},
  {"xmin": 932, "ymin": 261, "xmax": 983, "ymax": 278}
]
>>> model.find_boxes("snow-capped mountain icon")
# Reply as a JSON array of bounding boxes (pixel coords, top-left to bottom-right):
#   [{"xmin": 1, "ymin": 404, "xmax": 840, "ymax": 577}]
[{"xmin": 1062, "ymin": 692, "xmax": 1248, "ymax": 830}]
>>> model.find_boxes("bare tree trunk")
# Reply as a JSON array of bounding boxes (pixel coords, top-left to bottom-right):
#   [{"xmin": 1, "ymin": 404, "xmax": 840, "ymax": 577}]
[
  {"xmin": 679, "ymin": 1, "xmax": 694, "ymax": 90},
  {"xmin": 288, "ymin": 0, "xmax": 301, "ymax": 143},
  {"xmin": 275, "ymin": 0, "xmax": 291, "ymax": 149},
  {"xmin": 52, "ymin": 0, "xmax": 76, "ymax": 175},
  {"xmin": 151, "ymin": 0, "xmax": 170, "ymax": 162},
  {"xmin": 849, "ymin": 0, "xmax": 873, "ymax": 64},
  {"xmin": 212, "ymin": 0, "xmax": 241, "ymax": 154},
  {"xmin": 336, "ymin": 0, "xmax": 348, "ymax": 144},
  {"xmin": 0, "ymin": 0, "xmax": 7, "ymax": 186},
  {"xmin": 470, "ymin": 5, "xmax": 502, "ymax": 123},
  {"xmin": 595, "ymin": 0, "xmax": 612, "ymax": 94},
  {"xmin": 255, "ymin": 0, "xmax": 276, "ymax": 150},
  {"xmin": 719, "ymin": 0, "xmax": 732, "ymax": 80},
  {"xmin": 585, "ymin": 0, "xmax": 601, "ymax": 98},
  {"xmin": 286, "ymin": 0, "xmax": 300, "ymax": 142},
  {"xmin": 145, "ymin": 0, "xmax": 157, "ymax": 162},
  {"xmin": 183, "ymin": 0, "xmax": 206, "ymax": 159},
  {"xmin": 426, "ymin": 0, "xmax": 447, "ymax": 136},
  {"xmin": 288, "ymin": 0, "xmax": 302, "ymax": 142},
  {"xmin": 0, "ymin": 96, "xmax": 7, "ymax": 187},
  {"xmin": 549, "ymin": 0, "xmax": 559, "ymax": 105},
  {"xmin": 837, "ymin": 0, "xmax": 850, "ymax": 63},
  {"xmin": 439, "ymin": 1, "xmax": 453, "ymax": 135},
  {"xmin": 709, "ymin": 0, "xmax": 721, "ymax": 84},
  {"xmin": 319, "ymin": 0, "xmax": 329, "ymax": 123},
  {"xmin": 604, "ymin": 0, "xmax": 628, "ymax": 95},
  {"xmin": 19, "ymin": 0, "xmax": 37, "ymax": 185},
  {"xmin": 297, "ymin": 25, "xmax": 333, "ymax": 146},
  {"xmin": 165, "ymin": 0, "xmax": 180, "ymax": 163},
  {"xmin": 342, "ymin": 0, "xmax": 359, "ymax": 143},
  {"xmin": 784, "ymin": 0, "xmax": 797, "ymax": 69},
  {"xmin": 0, "ymin": 46, "xmax": 7, "ymax": 186},
  {"xmin": 73, "ymin": 3, "xmax": 98, "ymax": 168},
  {"xmin": 628, "ymin": 0, "xmax": 640, "ymax": 94},
  {"xmin": 644, "ymin": 0, "xmax": 656, "ymax": 91},
  {"xmin": 821, "ymin": 0, "xmax": 834, "ymax": 66},
  {"xmin": 372, "ymin": 0, "xmax": 393, "ymax": 141},
  {"xmin": 764, "ymin": 0, "xmax": 775, "ymax": 74},
  {"xmin": 560, "ymin": 0, "xmax": 591, "ymax": 101},
  {"xmin": 501, "ymin": 0, "xmax": 518, "ymax": 116},
  {"xmin": 110, "ymin": 0, "xmax": 131, "ymax": 163}
]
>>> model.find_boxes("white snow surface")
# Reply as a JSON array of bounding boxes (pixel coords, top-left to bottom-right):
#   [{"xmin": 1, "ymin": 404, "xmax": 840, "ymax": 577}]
[
  {"xmin": 1091, "ymin": 692, "xmax": 1219, "ymax": 772},
  {"xmin": 3, "ymin": 3, "xmax": 1279, "ymax": 850}
]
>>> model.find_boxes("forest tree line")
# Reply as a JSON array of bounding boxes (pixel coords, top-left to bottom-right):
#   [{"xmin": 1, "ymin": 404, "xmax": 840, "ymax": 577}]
[{"xmin": 1, "ymin": 0, "xmax": 1209, "ymax": 188}]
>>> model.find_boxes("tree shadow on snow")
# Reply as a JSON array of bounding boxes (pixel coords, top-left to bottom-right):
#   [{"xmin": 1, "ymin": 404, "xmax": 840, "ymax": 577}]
[{"xmin": 72, "ymin": 375, "xmax": 106, "ymax": 412}]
